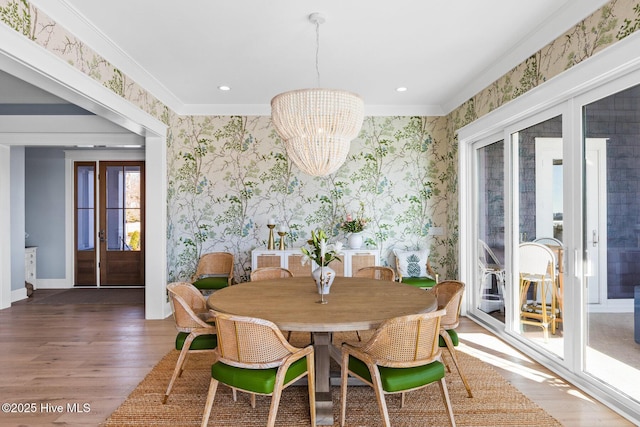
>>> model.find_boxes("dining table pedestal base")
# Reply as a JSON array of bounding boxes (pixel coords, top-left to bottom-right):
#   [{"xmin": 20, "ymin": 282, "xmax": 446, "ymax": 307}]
[{"xmin": 313, "ymin": 331, "xmax": 333, "ymax": 426}]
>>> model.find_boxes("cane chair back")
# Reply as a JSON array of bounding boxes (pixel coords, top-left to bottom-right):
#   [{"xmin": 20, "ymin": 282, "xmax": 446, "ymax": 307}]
[
  {"xmin": 431, "ymin": 280, "xmax": 473, "ymax": 398},
  {"xmin": 353, "ymin": 266, "xmax": 396, "ymax": 281},
  {"xmin": 163, "ymin": 282, "xmax": 217, "ymax": 404},
  {"xmin": 340, "ymin": 309, "xmax": 455, "ymax": 427},
  {"xmin": 250, "ymin": 267, "xmax": 293, "ymax": 281},
  {"xmin": 191, "ymin": 252, "xmax": 234, "ymax": 290},
  {"xmin": 201, "ymin": 311, "xmax": 315, "ymax": 427}
]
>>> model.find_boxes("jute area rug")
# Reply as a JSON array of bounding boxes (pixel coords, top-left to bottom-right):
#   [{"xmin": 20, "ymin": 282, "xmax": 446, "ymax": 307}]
[{"xmin": 103, "ymin": 332, "xmax": 561, "ymax": 427}]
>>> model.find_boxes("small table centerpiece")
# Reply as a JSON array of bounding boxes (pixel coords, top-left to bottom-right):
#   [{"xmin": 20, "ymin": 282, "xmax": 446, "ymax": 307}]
[{"xmin": 301, "ymin": 229, "xmax": 343, "ymax": 302}]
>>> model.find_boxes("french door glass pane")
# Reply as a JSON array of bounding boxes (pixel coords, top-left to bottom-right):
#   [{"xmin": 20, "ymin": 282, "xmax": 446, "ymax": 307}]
[
  {"xmin": 76, "ymin": 165, "xmax": 94, "ymax": 251},
  {"xmin": 106, "ymin": 166, "xmax": 141, "ymax": 251},
  {"xmin": 513, "ymin": 115, "xmax": 564, "ymax": 359},
  {"xmin": 583, "ymin": 83, "xmax": 640, "ymax": 402},
  {"xmin": 477, "ymin": 140, "xmax": 505, "ymax": 322}
]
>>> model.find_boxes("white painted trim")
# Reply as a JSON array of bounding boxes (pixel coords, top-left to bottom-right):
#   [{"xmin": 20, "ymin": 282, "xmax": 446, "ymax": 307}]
[
  {"xmin": 144, "ymin": 136, "xmax": 170, "ymax": 319},
  {"xmin": 0, "ymin": 23, "xmax": 166, "ymax": 137},
  {"xmin": 31, "ymin": 0, "xmax": 184, "ymax": 114},
  {"xmin": 0, "ymin": 115, "xmax": 135, "ymax": 133},
  {"xmin": 2, "ymin": 134, "xmax": 144, "ymax": 146},
  {"xmin": 0, "ymin": 21, "xmax": 169, "ymax": 319},
  {"xmin": 458, "ymin": 31, "xmax": 640, "ymax": 142},
  {"xmin": 11, "ymin": 287, "xmax": 27, "ymax": 303},
  {"xmin": 32, "ymin": 0, "xmax": 609, "ymax": 117},
  {"xmin": 443, "ymin": 0, "xmax": 611, "ymax": 114},
  {"xmin": 180, "ymin": 103, "xmax": 448, "ymax": 117},
  {"xmin": 64, "ymin": 157, "xmax": 74, "ymax": 289},
  {"xmin": 64, "ymin": 149, "xmax": 145, "ymax": 161},
  {"xmin": 0, "ymin": 145, "xmax": 10, "ymax": 310},
  {"xmin": 34, "ymin": 279, "xmax": 72, "ymax": 289}
]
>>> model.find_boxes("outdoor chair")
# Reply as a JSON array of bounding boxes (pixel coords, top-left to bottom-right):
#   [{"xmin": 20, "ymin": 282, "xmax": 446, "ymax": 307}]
[{"xmin": 519, "ymin": 242, "xmax": 559, "ymax": 342}]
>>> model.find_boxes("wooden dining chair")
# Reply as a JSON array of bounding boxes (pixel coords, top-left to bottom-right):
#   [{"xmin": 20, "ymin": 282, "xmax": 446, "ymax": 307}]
[
  {"xmin": 191, "ymin": 252, "xmax": 234, "ymax": 292},
  {"xmin": 250, "ymin": 266, "xmax": 293, "ymax": 281},
  {"xmin": 431, "ymin": 280, "xmax": 473, "ymax": 398},
  {"xmin": 164, "ymin": 282, "xmax": 217, "ymax": 404},
  {"xmin": 353, "ymin": 266, "xmax": 396, "ymax": 281},
  {"xmin": 201, "ymin": 310, "xmax": 316, "ymax": 427},
  {"xmin": 340, "ymin": 309, "xmax": 455, "ymax": 427}
]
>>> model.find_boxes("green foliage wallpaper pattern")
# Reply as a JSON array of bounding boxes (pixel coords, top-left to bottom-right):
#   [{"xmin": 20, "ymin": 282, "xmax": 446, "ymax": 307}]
[{"xmin": 2, "ymin": 0, "xmax": 640, "ymax": 284}]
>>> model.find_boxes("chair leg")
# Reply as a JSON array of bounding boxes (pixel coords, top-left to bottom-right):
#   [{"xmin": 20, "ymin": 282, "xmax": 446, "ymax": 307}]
[
  {"xmin": 266, "ymin": 386, "xmax": 283, "ymax": 427},
  {"xmin": 437, "ymin": 377, "xmax": 456, "ymax": 427},
  {"xmin": 200, "ymin": 378, "xmax": 219, "ymax": 427},
  {"xmin": 356, "ymin": 330, "xmax": 362, "ymax": 341},
  {"xmin": 340, "ymin": 353, "xmax": 349, "ymax": 427},
  {"xmin": 371, "ymin": 372, "xmax": 391, "ymax": 427},
  {"xmin": 163, "ymin": 346, "xmax": 190, "ymax": 404},
  {"xmin": 440, "ymin": 331, "xmax": 473, "ymax": 398}
]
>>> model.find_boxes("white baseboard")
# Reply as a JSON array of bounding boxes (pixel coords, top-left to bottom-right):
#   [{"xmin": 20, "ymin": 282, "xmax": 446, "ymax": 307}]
[
  {"xmin": 587, "ymin": 299, "xmax": 633, "ymax": 313},
  {"xmin": 11, "ymin": 287, "xmax": 27, "ymax": 302},
  {"xmin": 36, "ymin": 279, "xmax": 73, "ymax": 289}
]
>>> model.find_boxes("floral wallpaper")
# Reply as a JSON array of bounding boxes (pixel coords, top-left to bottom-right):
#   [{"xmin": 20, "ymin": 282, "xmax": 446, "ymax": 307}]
[{"xmin": 2, "ymin": 0, "xmax": 640, "ymax": 283}]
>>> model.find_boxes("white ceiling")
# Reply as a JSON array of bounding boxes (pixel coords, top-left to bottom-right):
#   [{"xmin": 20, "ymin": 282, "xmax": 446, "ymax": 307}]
[{"xmin": 29, "ymin": 0, "xmax": 609, "ymax": 116}]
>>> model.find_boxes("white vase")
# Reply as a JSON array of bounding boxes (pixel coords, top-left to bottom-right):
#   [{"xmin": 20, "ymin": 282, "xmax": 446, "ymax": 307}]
[
  {"xmin": 312, "ymin": 266, "xmax": 335, "ymax": 294},
  {"xmin": 348, "ymin": 232, "xmax": 363, "ymax": 249}
]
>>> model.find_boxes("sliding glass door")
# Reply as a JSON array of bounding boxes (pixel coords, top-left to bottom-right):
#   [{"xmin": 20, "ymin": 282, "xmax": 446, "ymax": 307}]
[
  {"xmin": 582, "ymin": 83, "xmax": 640, "ymax": 402},
  {"xmin": 461, "ymin": 64, "xmax": 640, "ymax": 420}
]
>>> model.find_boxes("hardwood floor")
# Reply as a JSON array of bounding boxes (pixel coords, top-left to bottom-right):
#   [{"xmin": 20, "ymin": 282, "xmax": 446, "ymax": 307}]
[
  {"xmin": 1, "ymin": 291, "xmax": 175, "ymax": 427},
  {"xmin": 0, "ymin": 290, "xmax": 633, "ymax": 426}
]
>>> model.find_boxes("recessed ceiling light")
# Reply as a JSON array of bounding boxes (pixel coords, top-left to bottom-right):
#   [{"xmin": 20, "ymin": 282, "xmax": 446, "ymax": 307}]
[
  {"xmin": 396, "ymin": 87, "xmax": 408, "ymax": 92},
  {"xmin": 218, "ymin": 85, "xmax": 231, "ymax": 91}
]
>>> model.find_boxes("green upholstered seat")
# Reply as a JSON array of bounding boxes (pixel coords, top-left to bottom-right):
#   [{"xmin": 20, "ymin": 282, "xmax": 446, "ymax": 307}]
[
  {"xmin": 176, "ymin": 331, "xmax": 217, "ymax": 351},
  {"xmin": 164, "ymin": 282, "xmax": 218, "ymax": 405},
  {"xmin": 201, "ymin": 310, "xmax": 316, "ymax": 427},
  {"xmin": 340, "ymin": 310, "xmax": 456, "ymax": 427},
  {"xmin": 401, "ymin": 276, "xmax": 437, "ymax": 289},
  {"xmin": 192, "ymin": 275, "xmax": 229, "ymax": 290},
  {"xmin": 210, "ymin": 356, "xmax": 308, "ymax": 394},
  {"xmin": 438, "ymin": 328, "xmax": 458, "ymax": 347},
  {"xmin": 347, "ymin": 355, "xmax": 445, "ymax": 393}
]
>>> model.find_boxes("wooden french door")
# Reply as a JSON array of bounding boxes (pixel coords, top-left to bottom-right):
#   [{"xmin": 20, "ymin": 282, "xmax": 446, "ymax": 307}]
[{"xmin": 74, "ymin": 161, "xmax": 145, "ymax": 286}]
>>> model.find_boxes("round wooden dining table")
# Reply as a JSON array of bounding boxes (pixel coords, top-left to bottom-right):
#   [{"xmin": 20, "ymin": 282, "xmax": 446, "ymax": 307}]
[{"xmin": 207, "ymin": 276, "xmax": 437, "ymax": 426}]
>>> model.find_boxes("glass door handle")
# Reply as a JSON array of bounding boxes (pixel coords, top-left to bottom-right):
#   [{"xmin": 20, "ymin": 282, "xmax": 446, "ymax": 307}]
[
  {"xmin": 99, "ymin": 230, "xmax": 105, "ymax": 242},
  {"xmin": 592, "ymin": 229, "xmax": 598, "ymax": 247}
]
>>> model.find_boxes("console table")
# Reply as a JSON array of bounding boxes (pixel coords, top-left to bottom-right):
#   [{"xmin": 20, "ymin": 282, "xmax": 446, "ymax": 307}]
[{"xmin": 251, "ymin": 248, "xmax": 379, "ymax": 277}]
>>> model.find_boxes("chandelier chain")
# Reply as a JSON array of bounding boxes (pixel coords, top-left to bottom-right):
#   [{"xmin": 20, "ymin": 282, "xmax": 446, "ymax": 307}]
[{"xmin": 315, "ymin": 18, "xmax": 321, "ymax": 87}]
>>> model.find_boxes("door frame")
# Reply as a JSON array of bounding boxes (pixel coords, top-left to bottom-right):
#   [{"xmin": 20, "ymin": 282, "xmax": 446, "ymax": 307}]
[
  {"xmin": 535, "ymin": 138, "xmax": 608, "ymax": 306},
  {"xmin": 0, "ymin": 23, "xmax": 169, "ymax": 319}
]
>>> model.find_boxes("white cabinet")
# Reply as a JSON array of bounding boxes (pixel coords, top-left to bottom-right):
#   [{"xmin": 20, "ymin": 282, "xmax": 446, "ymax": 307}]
[
  {"xmin": 251, "ymin": 248, "xmax": 379, "ymax": 277},
  {"xmin": 25, "ymin": 246, "xmax": 37, "ymax": 289}
]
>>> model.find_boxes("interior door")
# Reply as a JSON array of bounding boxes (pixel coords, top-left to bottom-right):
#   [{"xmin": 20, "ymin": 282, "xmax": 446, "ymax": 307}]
[{"xmin": 98, "ymin": 161, "xmax": 145, "ymax": 286}]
